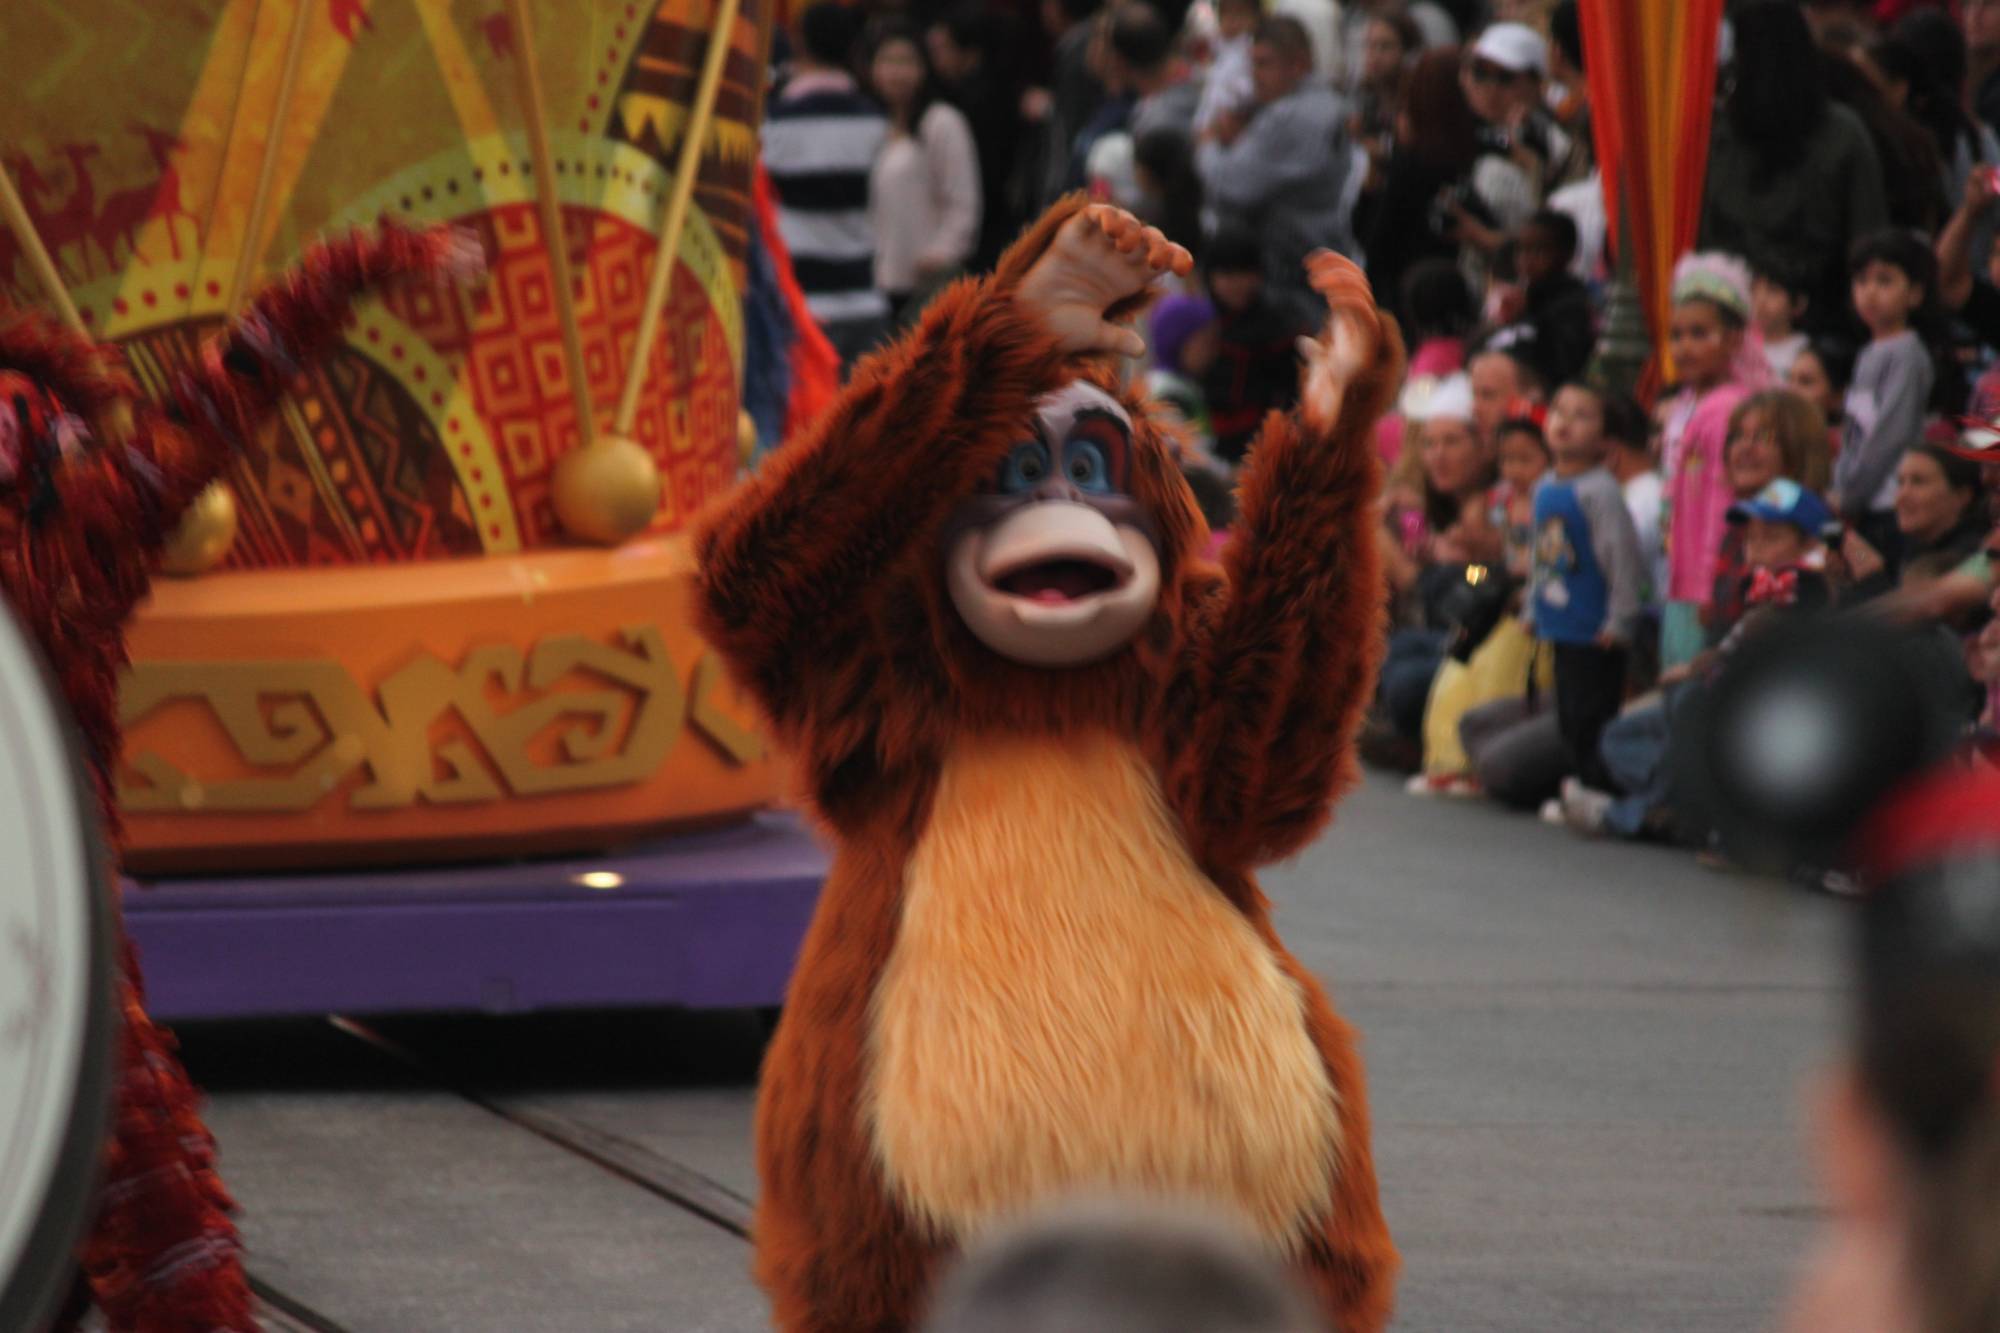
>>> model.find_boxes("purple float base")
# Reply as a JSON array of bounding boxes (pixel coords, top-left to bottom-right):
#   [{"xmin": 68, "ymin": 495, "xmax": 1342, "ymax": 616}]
[{"xmin": 120, "ymin": 813, "xmax": 828, "ymax": 1022}]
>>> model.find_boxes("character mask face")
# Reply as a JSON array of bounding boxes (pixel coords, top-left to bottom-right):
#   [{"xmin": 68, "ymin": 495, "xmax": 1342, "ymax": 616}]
[{"xmin": 945, "ymin": 381, "xmax": 1163, "ymax": 667}]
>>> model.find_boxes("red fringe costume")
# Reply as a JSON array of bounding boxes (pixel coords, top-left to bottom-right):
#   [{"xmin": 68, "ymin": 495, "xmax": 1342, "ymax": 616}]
[
  {"xmin": 749, "ymin": 163, "xmax": 839, "ymax": 446},
  {"xmin": 0, "ymin": 222, "xmax": 473, "ymax": 1333},
  {"xmin": 696, "ymin": 198, "xmax": 1405, "ymax": 1332}
]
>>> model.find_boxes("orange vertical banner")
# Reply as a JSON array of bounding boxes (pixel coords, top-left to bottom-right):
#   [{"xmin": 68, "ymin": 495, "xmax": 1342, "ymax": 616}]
[
  {"xmin": 1671, "ymin": 0, "xmax": 1727, "ymax": 277},
  {"xmin": 1581, "ymin": 0, "xmax": 1727, "ymax": 379}
]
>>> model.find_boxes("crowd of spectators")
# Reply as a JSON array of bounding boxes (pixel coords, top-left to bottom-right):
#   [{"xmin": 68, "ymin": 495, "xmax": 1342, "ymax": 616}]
[
  {"xmin": 760, "ymin": 0, "xmax": 2000, "ymax": 891},
  {"xmin": 751, "ymin": 6, "xmax": 2000, "ymax": 1323}
]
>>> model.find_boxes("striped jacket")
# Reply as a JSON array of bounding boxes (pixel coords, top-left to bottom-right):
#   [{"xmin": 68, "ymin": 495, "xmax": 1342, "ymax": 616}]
[{"xmin": 763, "ymin": 70, "xmax": 889, "ymax": 327}]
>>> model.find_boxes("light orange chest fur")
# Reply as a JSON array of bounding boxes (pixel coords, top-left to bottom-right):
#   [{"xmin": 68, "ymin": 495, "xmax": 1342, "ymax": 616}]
[{"xmin": 863, "ymin": 730, "xmax": 1340, "ymax": 1249}]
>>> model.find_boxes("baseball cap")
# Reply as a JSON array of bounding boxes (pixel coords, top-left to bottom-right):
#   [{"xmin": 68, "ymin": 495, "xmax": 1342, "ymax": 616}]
[
  {"xmin": 1727, "ymin": 478, "xmax": 1832, "ymax": 536},
  {"xmin": 1472, "ymin": 22, "xmax": 1548, "ymax": 76}
]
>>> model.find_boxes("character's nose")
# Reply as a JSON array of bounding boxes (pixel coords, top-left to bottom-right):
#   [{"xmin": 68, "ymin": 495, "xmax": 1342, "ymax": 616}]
[{"xmin": 1031, "ymin": 475, "xmax": 1082, "ymax": 503}]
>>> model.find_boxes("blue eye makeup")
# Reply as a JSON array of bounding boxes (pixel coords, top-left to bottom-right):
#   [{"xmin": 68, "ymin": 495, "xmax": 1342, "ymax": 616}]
[
  {"xmin": 999, "ymin": 441, "xmax": 1052, "ymax": 493},
  {"xmin": 1063, "ymin": 438, "xmax": 1111, "ymax": 492},
  {"xmin": 1067, "ymin": 411, "xmax": 1128, "ymax": 491}
]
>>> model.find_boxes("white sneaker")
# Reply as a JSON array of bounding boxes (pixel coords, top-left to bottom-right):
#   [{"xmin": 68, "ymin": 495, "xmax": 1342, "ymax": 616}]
[
  {"xmin": 1559, "ymin": 777, "xmax": 1613, "ymax": 835},
  {"xmin": 1539, "ymin": 797, "xmax": 1565, "ymax": 826},
  {"xmin": 1405, "ymin": 772, "xmax": 1438, "ymax": 797}
]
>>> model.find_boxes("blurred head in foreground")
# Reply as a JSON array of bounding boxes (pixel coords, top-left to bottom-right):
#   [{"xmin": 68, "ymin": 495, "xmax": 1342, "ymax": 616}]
[
  {"xmin": 1720, "ymin": 656, "xmax": 2000, "ymax": 1328},
  {"xmin": 1780, "ymin": 764, "xmax": 2000, "ymax": 1333},
  {"xmin": 1678, "ymin": 614, "xmax": 2000, "ymax": 1333},
  {"xmin": 922, "ymin": 1197, "xmax": 1328, "ymax": 1333}
]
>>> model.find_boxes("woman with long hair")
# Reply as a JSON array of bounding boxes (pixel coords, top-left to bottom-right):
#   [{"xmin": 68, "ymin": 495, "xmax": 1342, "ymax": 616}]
[
  {"xmin": 1361, "ymin": 46, "xmax": 1484, "ymax": 327},
  {"xmin": 1349, "ymin": 8, "xmax": 1424, "ymax": 187},
  {"xmin": 1836, "ymin": 444, "xmax": 1992, "ymax": 601},
  {"xmin": 866, "ymin": 21, "xmax": 983, "ymax": 325},
  {"xmin": 1372, "ymin": 376, "xmax": 1503, "ymax": 760}
]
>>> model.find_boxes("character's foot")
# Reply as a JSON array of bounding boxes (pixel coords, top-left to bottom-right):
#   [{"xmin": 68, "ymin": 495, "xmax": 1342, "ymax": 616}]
[
  {"xmin": 1017, "ymin": 204, "xmax": 1193, "ymax": 358},
  {"xmin": 1296, "ymin": 251, "xmax": 1383, "ymax": 427}
]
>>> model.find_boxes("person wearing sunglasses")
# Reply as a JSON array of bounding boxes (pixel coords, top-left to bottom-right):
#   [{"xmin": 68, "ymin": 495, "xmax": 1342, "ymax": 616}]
[
  {"xmin": 1433, "ymin": 24, "xmax": 1565, "ymax": 282},
  {"xmin": 1459, "ymin": 22, "xmax": 1576, "ymax": 190}
]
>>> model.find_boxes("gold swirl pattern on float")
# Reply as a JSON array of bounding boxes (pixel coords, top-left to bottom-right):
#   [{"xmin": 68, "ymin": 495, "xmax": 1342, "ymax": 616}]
[{"xmin": 117, "ymin": 627, "xmax": 765, "ymax": 814}]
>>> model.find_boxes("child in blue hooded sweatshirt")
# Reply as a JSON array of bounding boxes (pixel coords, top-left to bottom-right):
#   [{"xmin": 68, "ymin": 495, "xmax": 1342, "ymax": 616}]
[{"xmin": 1531, "ymin": 380, "xmax": 1648, "ymax": 794}]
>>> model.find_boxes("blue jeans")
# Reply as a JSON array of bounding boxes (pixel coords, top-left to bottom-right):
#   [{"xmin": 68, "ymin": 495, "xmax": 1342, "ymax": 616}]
[
  {"xmin": 1379, "ymin": 628, "xmax": 1450, "ymax": 739},
  {"xmin": 1597, "ymin": 686, "xmax": 1693, "ymax": 837}
]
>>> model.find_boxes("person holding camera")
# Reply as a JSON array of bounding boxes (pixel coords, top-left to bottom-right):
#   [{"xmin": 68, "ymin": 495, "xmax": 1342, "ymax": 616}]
[
  {"xmin": 1359, "ymin": 47, "xmax": 1483, "ymax": 328},
  {"xmin": 1444, "ymin": 24, "xmax": 1555, "ymax": 286},
  {"xmin": 1366, "ymin": 373, "xmax": 1504, "ymax": 771},
  {"xmin": 1405, "ymin": 409, "xmax": 1552, "ymax": 797}
]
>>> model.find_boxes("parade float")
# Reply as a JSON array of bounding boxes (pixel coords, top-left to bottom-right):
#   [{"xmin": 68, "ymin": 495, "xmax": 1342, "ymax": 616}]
[{"xmin": 0, "ymin": 0, "xmax": 831, "ymax": 1020}]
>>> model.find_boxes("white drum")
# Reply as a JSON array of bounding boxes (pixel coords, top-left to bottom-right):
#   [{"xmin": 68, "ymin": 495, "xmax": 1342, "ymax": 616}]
[{"xmin": 0, "ymin": 601, "xmax": 112, "ymax": 1331}]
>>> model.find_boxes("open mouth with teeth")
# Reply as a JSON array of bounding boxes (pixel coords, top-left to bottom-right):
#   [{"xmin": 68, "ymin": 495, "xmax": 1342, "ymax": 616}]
[
  {"xmin": 948, "ymin": 500, "xmax": 1161, "ymax": 665},
  {"xmin": 993, "ymin": 557, "xmax": 1124, "ymax": 604}
]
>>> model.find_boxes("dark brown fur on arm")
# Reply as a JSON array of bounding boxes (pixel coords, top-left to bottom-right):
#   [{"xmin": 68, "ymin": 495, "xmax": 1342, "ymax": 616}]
[
  {"xmin": 695, "ymin": 201, "xmax": 1096, "ymax": 819},
  {"xmin": 0, "ymin": 313, "xmax": 200, "ymax": 629},
  {"xmin": 2, "ymin": 222, "xmax": 468, "ymax": 595},
  {"xmin": 1168, "ymin": 313, "xmax": 1406, "ymax": 875}
]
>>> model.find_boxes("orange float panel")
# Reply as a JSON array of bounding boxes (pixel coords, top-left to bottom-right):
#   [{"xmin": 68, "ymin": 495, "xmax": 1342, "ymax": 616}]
[{"xmin": 116, "ymin": 536, "xmax": 786, "ymax": 874}]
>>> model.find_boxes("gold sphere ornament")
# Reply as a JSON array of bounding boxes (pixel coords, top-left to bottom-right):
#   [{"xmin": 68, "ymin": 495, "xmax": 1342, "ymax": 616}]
[
  {"xmin": 551, "ymin": 435, "xmax": 662, "ymax": 545},
  {"xmin": 737, "ymin": 409, "xmax": 758, "ymax": 466},
  {"xmin": 159, "ymin": 480, "xmax": 239, "ymax": 576}
]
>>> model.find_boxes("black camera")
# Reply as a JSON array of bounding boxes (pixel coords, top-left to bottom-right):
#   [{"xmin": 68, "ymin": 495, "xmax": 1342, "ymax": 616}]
[
  {"xmin": 1438, "ymin": 563, "xmax": 1518, "ymax": 663},
  {"xmin": 1429, "ymin": 182, "xmax": 1496, "ymax": 239}
]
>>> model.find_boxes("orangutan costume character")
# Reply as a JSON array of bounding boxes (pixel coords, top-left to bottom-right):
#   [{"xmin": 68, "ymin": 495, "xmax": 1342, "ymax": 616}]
[
  {"xmin": 0, "ymin": 221, "xmax": 476, "ymax": 1333},
  {"xmin": 696, "ymin": 198, "xmax": 1404, "ymax": 1333}
]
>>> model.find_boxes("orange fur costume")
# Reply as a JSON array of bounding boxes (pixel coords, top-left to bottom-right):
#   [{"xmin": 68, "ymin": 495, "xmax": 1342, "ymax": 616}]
[{"xmin": 696, "ymin": 197, "xmax": 1405, "ymax": 1333}]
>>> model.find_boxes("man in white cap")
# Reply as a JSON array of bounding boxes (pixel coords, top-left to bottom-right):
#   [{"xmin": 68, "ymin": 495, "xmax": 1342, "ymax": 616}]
[{"xmin": 1462, "ymin": 21, "xmax": 1579, "ymax": 193}]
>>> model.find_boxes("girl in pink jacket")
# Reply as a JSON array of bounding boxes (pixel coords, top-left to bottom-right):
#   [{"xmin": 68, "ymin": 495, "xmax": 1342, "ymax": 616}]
[{"xmin": 1659, "ymin": 253, "xmax": 1770, "ymax": 668}]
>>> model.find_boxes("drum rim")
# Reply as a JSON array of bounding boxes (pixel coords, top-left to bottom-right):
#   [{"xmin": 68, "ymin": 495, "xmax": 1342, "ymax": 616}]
[{"xmin": 0, "ymin": 605, "xmax": 114, "ymax": 1333}]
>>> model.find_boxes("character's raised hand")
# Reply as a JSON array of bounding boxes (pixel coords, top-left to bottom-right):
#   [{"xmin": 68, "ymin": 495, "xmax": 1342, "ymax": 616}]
[
  {"xmin": 1295, "ymin": 250, "xmax": 1384, "ymax": 429},
  {"xmin": 1016, "ymin": 204, "xmax": 1192, "ymax": 359}
]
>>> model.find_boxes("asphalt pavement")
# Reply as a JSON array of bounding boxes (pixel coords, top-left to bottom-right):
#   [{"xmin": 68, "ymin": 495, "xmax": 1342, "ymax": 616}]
[{"xmin": 179, "ymin": 769, "xmax": 1848, "ymax": 1332}]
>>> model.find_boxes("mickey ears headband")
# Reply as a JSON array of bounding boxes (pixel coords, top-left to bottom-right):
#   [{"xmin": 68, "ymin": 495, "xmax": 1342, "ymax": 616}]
[{"xmin": 1501, "ymin": 396, "xmax": 1548, "ymax": 431}]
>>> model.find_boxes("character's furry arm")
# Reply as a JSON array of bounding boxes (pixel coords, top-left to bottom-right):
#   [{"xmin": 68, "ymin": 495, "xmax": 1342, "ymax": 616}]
[
  {"xmin": 0, "ymin": 222, "xmax": 475, "ymax": 621},
  {"xmin": 1167, "ymin": 254, "xmax": 1405, "ymax": 874},
  {"xmin": 696, "ymin": 199, "xmax": 1183, "ymax": 807},
  {"xmin": 153, "ymin": 221, "xmax": 480, "ymax": 516},
  {"xmin": 0, "ymin": 222, "xmax": 474, "ymax": 542}
]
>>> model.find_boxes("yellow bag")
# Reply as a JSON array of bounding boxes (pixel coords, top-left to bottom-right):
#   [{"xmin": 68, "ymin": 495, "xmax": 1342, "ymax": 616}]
[{"xmin": 1421, "ymin": 618, "xmax": 1551, "ymax": 776}]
